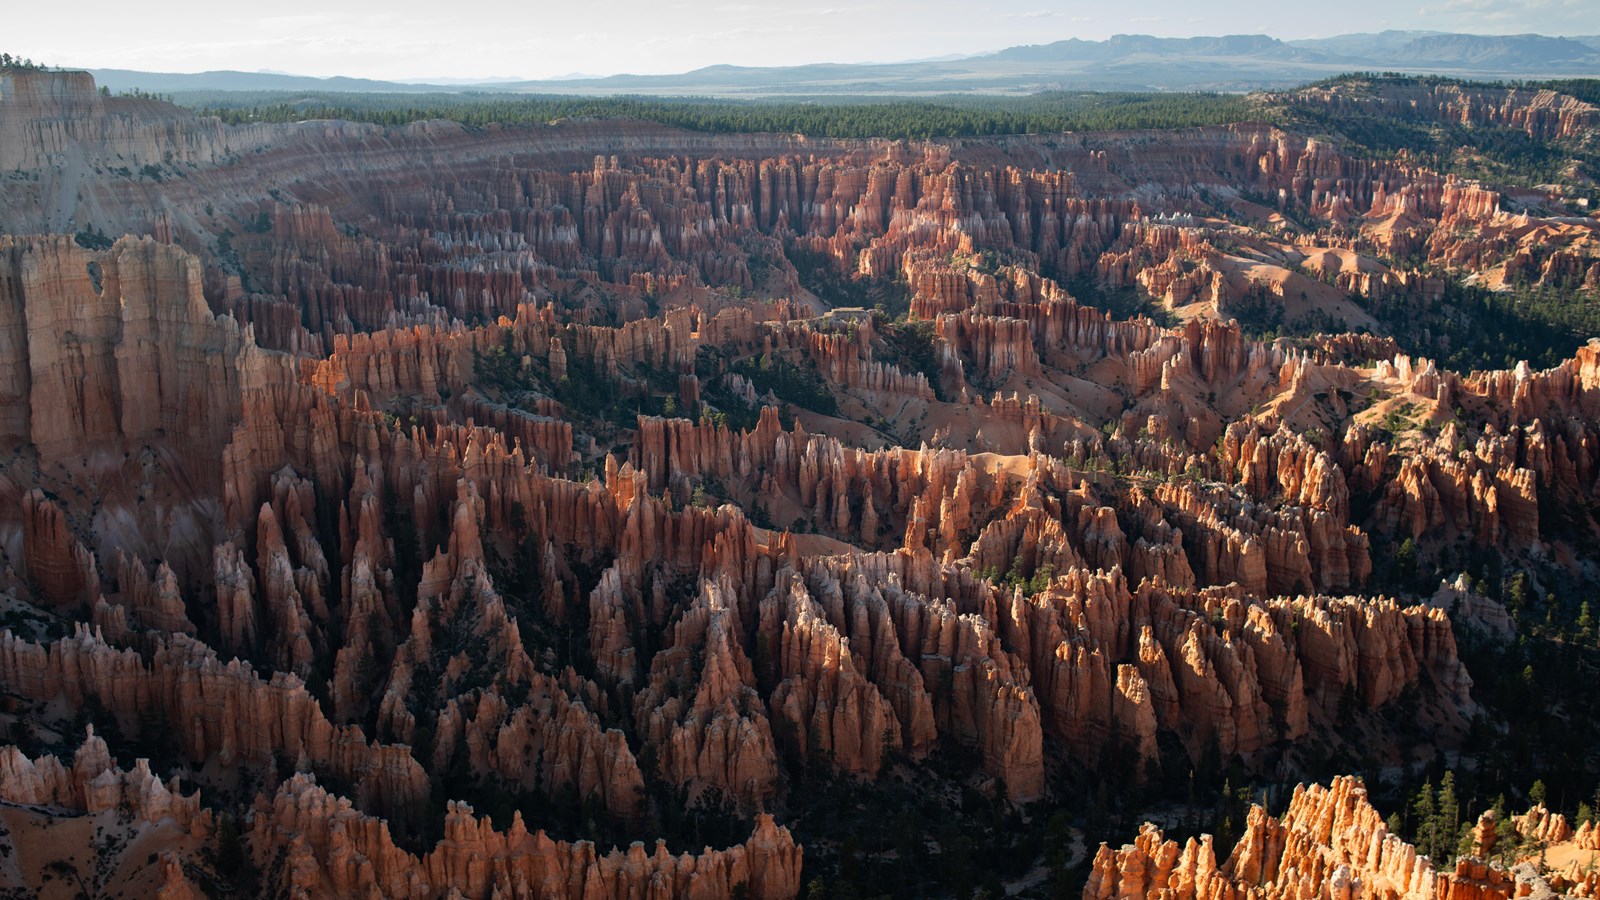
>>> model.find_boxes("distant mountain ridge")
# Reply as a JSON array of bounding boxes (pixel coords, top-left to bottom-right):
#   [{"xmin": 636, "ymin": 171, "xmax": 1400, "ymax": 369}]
[
  {"xmin": 993, "ymin": 33, "xmax": 1338, "ymax": 63},
  {"xmin": 84, "ymin": 30, "xmax": 1600, "ymax": 98},
  {"xmin": 1383, "ymin": 33, "xmax": 1598, "ymax": 65},
  {"xmin": 86, "ymin": 68, "xmax": 461, "ymax": 94}
]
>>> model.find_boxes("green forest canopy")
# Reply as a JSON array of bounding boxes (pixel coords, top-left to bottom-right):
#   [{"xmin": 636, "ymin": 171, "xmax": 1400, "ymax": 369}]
[
  {"xmin": 178, "ymin": 89, "xmax": 1257, "ymax": 139},
  {"xmin": 172, "ymin": 74, "xmax": 1600, "ymax": 146}
]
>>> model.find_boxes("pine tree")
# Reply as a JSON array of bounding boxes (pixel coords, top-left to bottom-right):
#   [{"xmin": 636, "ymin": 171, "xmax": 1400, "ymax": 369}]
[
  {"xmin": 1494, "ymin": 813, "xmax": 1519, "ymax": 864},
  {"xmin": 1438, "ymin": 772, "xmax": 1461, "ymax": 862},
  {"xmin": 1506, "ymin": 572, "xmax": 1529, "ymax": 612},
  {"xmin": 1393, "ymin": 538, "xmax": 1419, "ymax": 588},
  {"xmin": 1457, "ymin": 821, "xmax": 1479, "ymax": 862},
  {"xmin": 1414, "ymin": 779, "xmax": 1438, "ymax": 860}
]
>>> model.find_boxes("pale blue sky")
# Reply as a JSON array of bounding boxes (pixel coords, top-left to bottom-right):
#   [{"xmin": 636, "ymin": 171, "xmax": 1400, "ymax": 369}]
[{"xmin": 9, "ymin": 0, "xmax": 1600, "ymax": 81}]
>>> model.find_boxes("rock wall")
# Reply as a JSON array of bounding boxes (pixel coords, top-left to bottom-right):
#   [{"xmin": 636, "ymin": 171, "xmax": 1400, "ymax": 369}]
[
  {"xmin": 250, "ymin": 773, "xmax": 802, "ymax": 900},
  {"xmin": 1085, "ymin": 777, "xmax": 1509, "ymax": 900}
]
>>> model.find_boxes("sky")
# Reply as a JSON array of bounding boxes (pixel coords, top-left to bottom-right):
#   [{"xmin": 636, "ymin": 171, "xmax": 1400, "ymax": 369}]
[{"xmin": 9, "ymin": 0, "xmax": 1600, "ymax": 82}]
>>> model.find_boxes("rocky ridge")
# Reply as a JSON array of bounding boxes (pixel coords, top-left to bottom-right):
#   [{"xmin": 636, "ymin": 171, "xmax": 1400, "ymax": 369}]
[{"xmin": 0, "ymin": 70, "xmax": 1596, "ymax": 898}]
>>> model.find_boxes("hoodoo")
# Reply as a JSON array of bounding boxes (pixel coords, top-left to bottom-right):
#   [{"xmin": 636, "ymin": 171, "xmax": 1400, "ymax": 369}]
[{"xmin": 0, "ymin": 59, "xmax": 1596, "ymax": 898}]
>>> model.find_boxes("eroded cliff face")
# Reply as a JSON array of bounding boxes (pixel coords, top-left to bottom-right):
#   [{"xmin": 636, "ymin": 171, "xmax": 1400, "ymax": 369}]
[
  {"xmin": 249, "ymin": 774, "xmax": 802, "ymax": 900},
  {"xmin": 0, "ymin": 234, "xmax": 248, "ymax": 584},
  {"xmin": 1089, "ymin": 781, "xmax": 1600, "ymax": 900},
  {"xmin": 0, "ymin": 728, "xmax": 799, "ymax": 900},
  {"xmin": 1081, "ymin": 775, "xmax": 1446, "ymax": 900},
  {"xmin": 0, "ymin": 727, "xmax": 205, "ymax": 827},
  {"xmin": 0, "ymin": 71, "xmax": 1596, "ymax": 899},
  {"xmin": 0, "ymin": 70, "xmax": 235, "ymax": 172},
  {"xmin": 0, "ymin": 234, "xmax": 245, "ymax": 453},
  {"xmin": 1086, "ymin": 777, "xmax": 1517, "ymax": 900}
]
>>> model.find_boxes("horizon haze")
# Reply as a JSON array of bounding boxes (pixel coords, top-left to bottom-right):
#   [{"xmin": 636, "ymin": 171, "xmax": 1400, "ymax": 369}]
[{"xmin": 10, "ymin": 0, "xmax": 1600, "ymax": 82}]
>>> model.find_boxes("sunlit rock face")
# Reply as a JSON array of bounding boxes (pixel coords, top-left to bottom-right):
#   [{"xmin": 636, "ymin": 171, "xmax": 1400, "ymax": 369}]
[{"xmin": 0, "ymin": 70, "xmax": 1595, "ymax": 898}]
